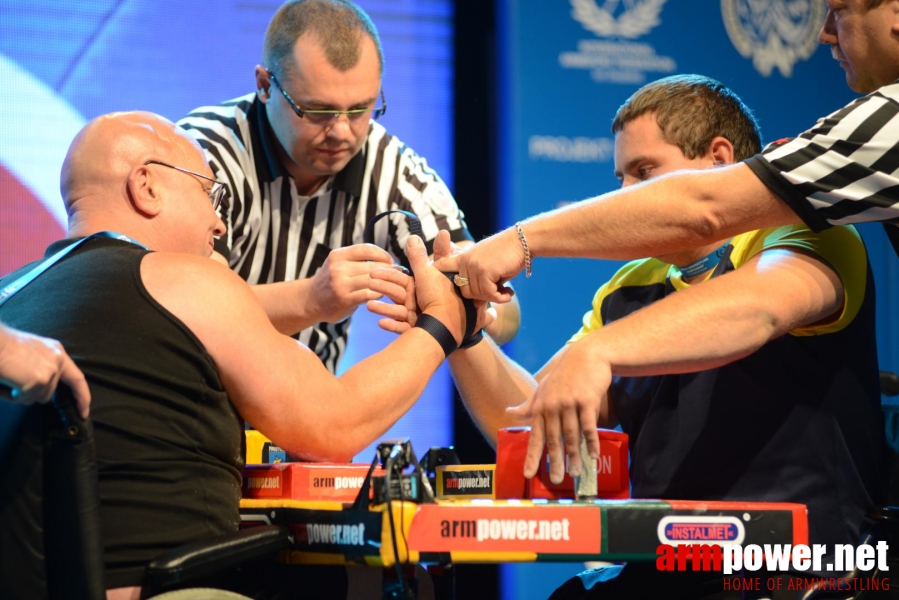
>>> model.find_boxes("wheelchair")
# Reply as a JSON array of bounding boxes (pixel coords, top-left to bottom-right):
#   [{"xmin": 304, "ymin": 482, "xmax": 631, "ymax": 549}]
[
  {"xmin": 799, "ymin": 371, "xmax": 899, "ymax": 600},
  {"xmin": 0, "ymin": 384, "xmax": 291, "ymax": 600}
]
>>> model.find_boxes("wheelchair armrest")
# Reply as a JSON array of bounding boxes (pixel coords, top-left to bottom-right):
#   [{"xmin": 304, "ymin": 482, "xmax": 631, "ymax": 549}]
[
  {"xmin": 864, "ymin": 505, "xmax": 899, "ymax": 522},
  {"xmin": 799, "ymin": 506, "xmax": 899, "ymax": 600},
  {"xmin": 142, "ymin": 525, "xmax": 292, "ymax": 597},
  {"xmin": 861, "ymin": 505, "xmax": 899, "ymax": 547}
]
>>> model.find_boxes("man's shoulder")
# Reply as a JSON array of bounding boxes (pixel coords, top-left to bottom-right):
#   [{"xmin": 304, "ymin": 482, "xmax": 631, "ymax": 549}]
[
  {"xmin": 178, "ymin": 94, "xmax": 256, "ymax": 133},
  {"xmin": 360, "ymin": 121, "xmax": 451, "ymax": 193},
  {"xmin": 732, "ymin": 224, "xmax": 863, "ymax": 264},
  {"xmin": 362, "ymin": 121, "xmax": 401, "ymax": 154},
  {"xmin": 140, "ymin": 252, "xmax": 251, "ymax": 303},
  {"xmin": 820, "ymin": 82, "xmax": 899, "ymax": 126},
  {"xmin": 873, "ymin": 81, "xmax": 899, "ymax": 104},
  {"xmin": 362, "ymin": 121, "xmax": 430, "ymax": 163},
  {"xmin": 178, "ymin": 94, "xmax": 261, "ymax": 182}
]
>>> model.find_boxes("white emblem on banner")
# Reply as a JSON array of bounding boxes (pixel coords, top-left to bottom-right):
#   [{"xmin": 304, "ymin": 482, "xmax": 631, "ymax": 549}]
[
  {"xmin": 571, "ymin": 0, "xmax": 666, "ymax": 39},
  {"xmin": 562, "ymin": 0, "xmax": 675, "ymax": 85},
  {"xmin": 721, "ymin": 0, "xmax": 825, "ymax": 77}
]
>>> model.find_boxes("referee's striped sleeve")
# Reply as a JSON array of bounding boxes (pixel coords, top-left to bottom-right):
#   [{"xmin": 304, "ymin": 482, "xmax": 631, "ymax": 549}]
[
  {"xmin": 744, "ymin": 83, "xmax": 899, "ymax": 230},
  {"xmin": 179, "ymin": 101, "xmax": 257, "ymax": 257},
  {"xmin": 389, "ymin": 138, "xmax": 473, "ymax": 254}
]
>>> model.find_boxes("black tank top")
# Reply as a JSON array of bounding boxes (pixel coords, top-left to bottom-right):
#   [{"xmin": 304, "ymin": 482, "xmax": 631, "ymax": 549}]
[
  {"xmin": 604, "ymin": 258, "xmax": 885, "ymax": 559},
  {"xmin": 0, "ymin": 237, "xmax": 244, "ymax": 587}
]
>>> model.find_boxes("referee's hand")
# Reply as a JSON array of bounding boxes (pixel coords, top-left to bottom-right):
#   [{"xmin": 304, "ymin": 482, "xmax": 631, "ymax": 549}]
[{"xmin": 308, "ymin": 243, "xmax": 395, "ymax": 323}]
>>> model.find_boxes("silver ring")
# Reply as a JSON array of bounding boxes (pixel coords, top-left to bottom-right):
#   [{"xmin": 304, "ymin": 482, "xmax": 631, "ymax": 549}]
[{"xmin": 453, "ymin": 274, "xmax": 470, "ymax": 287}]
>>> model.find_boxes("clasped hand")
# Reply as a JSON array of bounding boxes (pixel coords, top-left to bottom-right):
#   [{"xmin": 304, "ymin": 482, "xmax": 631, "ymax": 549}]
[
  {"xmin": 307, "ymin": 243, "xmax": 403, "ymax": 324},
  {"xmin": 368, "ymin": 231, "xmax": 494, "ymax": 342},
  {"xmin": 432, "ymin": 226, "xmax": 524, "ymax": 304}
]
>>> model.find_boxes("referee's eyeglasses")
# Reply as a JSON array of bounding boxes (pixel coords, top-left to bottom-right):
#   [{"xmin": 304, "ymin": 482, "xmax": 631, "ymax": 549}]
[
  {"xmin": 144, "ymin": 161, "xmax": 226, "ymax": 210},
  {"xmin": 266, "ymin": 68, "xmax": 387, "ymax": 126}
]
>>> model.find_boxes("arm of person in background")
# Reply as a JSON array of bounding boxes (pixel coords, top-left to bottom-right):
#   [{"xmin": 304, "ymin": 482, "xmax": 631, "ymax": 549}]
[
  {"xmin": 435, "ymin": 164, "xmax": 798, "ymax": 303},
  {"xmin": 444, "ymin": 85, "xmax": 899, "ymax": 304},
  {"xmin": 447, "ymin": 337, "xmax": 619, "ymax": 449},
  {"xmin": 514, "ymin": 240, "xmax": 847, "ymax": 484},
  {"xmin": 142, "ymin": 235, "xmax": 491, "ymax": 462},
  {"xmin": 0, "ymin": 322, "xmax": 91, "ymax": 418}
]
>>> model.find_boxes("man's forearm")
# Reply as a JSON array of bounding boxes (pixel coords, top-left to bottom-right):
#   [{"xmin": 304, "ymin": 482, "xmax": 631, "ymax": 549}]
[
  {"xmin": 322, "ymin": 325, "xmax": 448, "ymax": 459},
  {"xmin": 449, "ymin": 339, "xmax": 537, "ymax": 447},
  {"xmin": 524, "ymin": 164, "xmax": 797, "ymax": 261},
  {"xmin": 573, "ymin": 251, "xmax": 842, "ymax": 377},
  {"xmin": 238, "ymin": 324, "xmax": 448, "ymax": 463},
  {"xmin": 485, "ymin": 295, "xmax": 521, "ymax": 345},
  {"xmin": 577, "ymin": 287, "xmax": 774, "ymax": 378},
  {"xmin": 251, "ymin": 279, "xmax": 321, "ymax": 336}
]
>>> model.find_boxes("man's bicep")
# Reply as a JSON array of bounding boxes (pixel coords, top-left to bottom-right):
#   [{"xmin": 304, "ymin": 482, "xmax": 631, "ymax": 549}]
[
  {"xmin": 721, "ymin": 249, "xmax": 844, "ymax": 334},
  {"xmin": 140, "ymin": 255, "xmax": 324, "ymax": 425},
  {"xmin": 188, "ymin": 274, "xmax": 319, "ymax": 420},
  {"xmin": 194, "ymin": 279, "xmax": 339, "ymax": 450},
  {"xmin": 750, "ymin": 224, "xmax": 868, "ymax": 335},
  {"xmin": 708, "ymin": 163, "xmax": 802, "ymax": 236}
]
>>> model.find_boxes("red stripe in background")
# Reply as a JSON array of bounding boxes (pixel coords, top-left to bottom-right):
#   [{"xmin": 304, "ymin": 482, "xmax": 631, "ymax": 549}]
[{"xmin": 0, "ymin": 163, "xmax": 65, "ymax": 276}]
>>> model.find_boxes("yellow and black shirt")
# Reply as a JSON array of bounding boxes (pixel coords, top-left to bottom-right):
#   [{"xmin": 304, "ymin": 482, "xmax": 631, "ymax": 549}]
[{"xmin": 570, "ymin": 224, "xmax": 884, "ymax": 550}]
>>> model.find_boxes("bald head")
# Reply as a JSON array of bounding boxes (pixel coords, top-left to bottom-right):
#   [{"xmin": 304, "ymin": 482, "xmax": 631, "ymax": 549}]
[
  {"xmin": 59, "ymin": 111, "xmax": 224, "ymax": 254},
  {"xmin": 60, "ymin": 111, "xmax": 203, "ymax": 212}
]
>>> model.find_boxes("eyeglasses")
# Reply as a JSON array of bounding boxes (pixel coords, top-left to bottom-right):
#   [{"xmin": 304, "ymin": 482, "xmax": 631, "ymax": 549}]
[
  {"xmin": 144, "ymin": 161, "xmax": 226, "ymax": 210},
  {"xmin": 266, "ymin": 68, "xmax": 387, "ymax": 126}
]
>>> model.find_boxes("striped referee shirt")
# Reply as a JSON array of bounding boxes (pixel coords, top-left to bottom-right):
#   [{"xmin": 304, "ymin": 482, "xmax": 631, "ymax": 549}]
[
  {"xmin": 746, "ymin": 81, "xmax": 899, "ymax": 238},
  {"xmin": 178, "ymin": 94, "xmax": 472, "ymax": 372}
]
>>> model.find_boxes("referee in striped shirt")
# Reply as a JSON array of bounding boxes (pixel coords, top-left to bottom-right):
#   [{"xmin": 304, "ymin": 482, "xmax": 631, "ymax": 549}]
[
  {"xmin": 441, "ymin": 0, "xmax": 899, "ymax": 479},
  {"xmin": 178, "ymin": 0, "xmax": 520, "ymax": 373}
]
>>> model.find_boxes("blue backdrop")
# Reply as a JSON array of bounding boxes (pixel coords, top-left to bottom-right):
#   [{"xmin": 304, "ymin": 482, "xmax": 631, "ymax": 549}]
[{"xmin": 497, "ymin": 1, "xmax": 899, "ymax": 597}]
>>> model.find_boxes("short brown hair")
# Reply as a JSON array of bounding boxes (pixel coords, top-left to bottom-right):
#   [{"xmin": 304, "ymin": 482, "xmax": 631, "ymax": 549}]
[
  {"xmin": 612, "ymin": 75, "xmax": 762, "ymax": 161},
  {"xmin": 264, "ymin": 0, "xmax": 384, "ymax": 77}
]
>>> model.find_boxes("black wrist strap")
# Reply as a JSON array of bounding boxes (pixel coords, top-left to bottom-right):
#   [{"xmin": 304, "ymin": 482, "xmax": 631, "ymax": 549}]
[
  {"xmin": 362, "ymin": 210, "xmax": 423, "ymax": 271},
  {"xmin": 443, "ymin": 271, "xmax": 482, "ymax": 347},
  {"xmin": 458, "ymin": 329, "xmax": 484, "ymax": 349},
  {"xmin": 459, "ymin": 287, "xmax": 477, "ymax": 340},
  {"xmin": 415, "ymin": 314, "xmax": 458, "ymax": 357}
]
